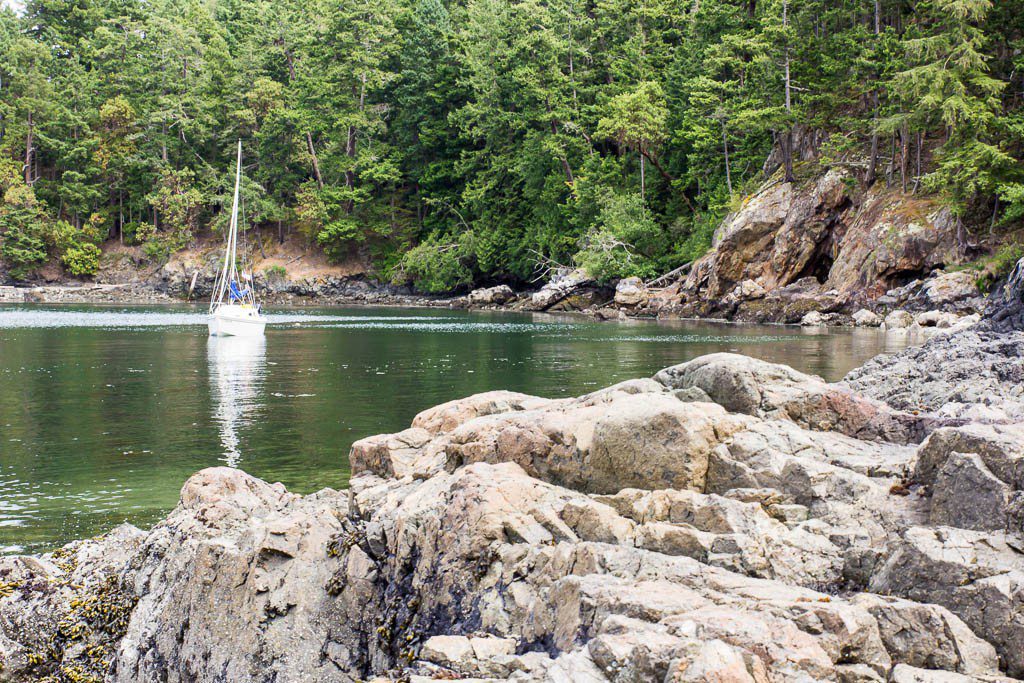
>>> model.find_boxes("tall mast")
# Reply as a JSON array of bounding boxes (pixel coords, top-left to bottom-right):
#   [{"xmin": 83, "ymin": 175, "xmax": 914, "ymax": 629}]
[
  {"xmin": 228, "ymin": 140, "xmax": 242, "ymax": 283},
  {"xmin": 212, "ymin": 141, "xmax": 243, "ymax": 311}
]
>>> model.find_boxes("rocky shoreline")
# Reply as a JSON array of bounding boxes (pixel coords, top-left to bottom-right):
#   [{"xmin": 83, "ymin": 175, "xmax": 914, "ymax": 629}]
[
  {"xmin": 2, "ymin": 166, "xmax": 1009, "ymax": 330},
  {"xmin": 1, "ymin": 263, "xmax": 1022, "ymax": 682},
  {"xmin": 0, "ymin": 265, "xmax": 988, "ymax": 336}
]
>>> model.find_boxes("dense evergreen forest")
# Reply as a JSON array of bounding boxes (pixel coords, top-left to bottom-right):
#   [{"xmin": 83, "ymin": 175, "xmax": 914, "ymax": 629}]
[{"xmin": 1, "ymin": 0, "xmax": 1022, "ymax": 291}]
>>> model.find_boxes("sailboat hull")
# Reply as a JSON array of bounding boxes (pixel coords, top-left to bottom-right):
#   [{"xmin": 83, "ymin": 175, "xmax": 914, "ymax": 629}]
[{"xmin": 208, "ymin": 306, "xmax": 266, "ymax": 337}]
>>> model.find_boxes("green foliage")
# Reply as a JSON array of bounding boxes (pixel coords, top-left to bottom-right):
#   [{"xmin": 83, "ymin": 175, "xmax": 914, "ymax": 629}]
[
  {"xmin": 394, "ymin": 235, "xmax": 474, "ymax": 293},
  {"xmin": 988, "ymin": 243, "xmax": 1024, "ymax": 281},
  {"xmin": 62, "ymin": 242, "xmax": 101, "ymax": 276},
  {"xmin": 0, "ymin": 219, "xmax": 47, "ymax": 279},
  {"xmin": 317, "ymin": 218, "xmax": 362, "ymax": 261},
  {"xmin": 2, "ymin": 0, "xmax": 1024, "ymax": 288},
  {"xmin": 263, "ymin": 264, "xmax": 287, "ymax": 280},
  {"xmin": 0, "ymin": 179, "xmax": 49, "ymax": 279},
  {"xmin": 574, "ymin": 191, "xmax": 666, "ymax": 283},
  {"xmin": 121, "ymin": 222, "xmax": 146, "ymax": 246}
]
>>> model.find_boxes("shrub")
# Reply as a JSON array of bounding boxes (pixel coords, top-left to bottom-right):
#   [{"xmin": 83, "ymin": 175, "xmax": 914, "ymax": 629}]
[
  {"xmin": 573, "ymin": 191, "xmax": 665, "ymax": 283},
  {"xmin": 62, "ymin": 242, "xmax": 101, "ymax": 276},
  {"xmin": 316, "ymin": 217, "xmax": 361, "ymax": 261},
  {"xmin": 393, "ymin": 236, "xmax": 474, "ymax": 293},
  {"xmin": 263, "ymin": 264, "xmax": 287, "ymax": 281},
  {"xmin": 121, "ymin": 222, "xmax": 147, "ymax": 246},
  {"xmin": 0, "ymin": 222, "xmax": 47, "ymax": 279},
  {"xmin": 0, "ymin": 186, "xmax": 49, "ymax": 280}
]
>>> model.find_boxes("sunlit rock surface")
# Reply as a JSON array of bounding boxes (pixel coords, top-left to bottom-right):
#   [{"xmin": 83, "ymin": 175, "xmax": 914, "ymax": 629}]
[{"xmin": 2, "ymin": 322, "xmax": 1023, "ymax": 681}]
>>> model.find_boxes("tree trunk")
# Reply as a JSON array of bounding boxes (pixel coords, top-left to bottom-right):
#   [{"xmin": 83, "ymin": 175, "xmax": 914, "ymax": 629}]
[
  {"xmin": 913, "ymin": 131, "xmax": 923, "ymax": 193},
  {"xmin": 722, "ymin": 121, "xmax": 732, "ymax": 195},
  {"xmin": 866, "ymin": 91, "xmax": 880, "ymax": 186},
  {"xmin": 900, "ymin": 126, "xmax": 909, "ymax": 193},
  {"xmin": 344, "ymin": 74, "xmax": 367, "ymax": 215},
  {"xmin": 24, "ymin": 112, "xmax": 33, "ymax": 185},
  {"xmin": 866, "ymin": 0, "xmax": 882, "ymax": 186},
  {"xmin": 306, "ymin": 132, "xmax": 324, "ymax": 189},
  {"xmin": 547, "ymin": 103, "xmax": 574, "ymax": 184},
  {"xmin": 640, "ymin": 153, "xmax": 646, "ymax": 199},
  {"xmin": 781, "ymin": 0, "xmax": 795, "ymax": 183},
  {"xmin": 640, "ymin": 149, "xmax": 696, "ymax": 211}
]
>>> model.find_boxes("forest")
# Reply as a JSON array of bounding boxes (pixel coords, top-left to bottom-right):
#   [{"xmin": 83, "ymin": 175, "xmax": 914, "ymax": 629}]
[{"xmin": 1, "ymin": 0, "xmax": 1022, "ymax": 291}]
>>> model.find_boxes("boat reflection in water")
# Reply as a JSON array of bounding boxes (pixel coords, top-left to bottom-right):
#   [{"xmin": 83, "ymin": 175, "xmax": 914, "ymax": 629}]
[{"xmin": 207, "ymin": 335, "xmax": 267, "ymax": 466}]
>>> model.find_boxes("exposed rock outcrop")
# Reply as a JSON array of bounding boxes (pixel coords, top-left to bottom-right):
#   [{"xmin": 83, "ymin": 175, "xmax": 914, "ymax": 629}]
[
  {"xmin": 469, "ymin": 285, "xmax": 517, "ymax": 306},
  {"xmin": 668, "ymin": 168, "xmax": 989, "ymax": 323},
  {"xmin": 2, "ymin": 331, "xmax": 1023, "ymax": 681},
  {"xmin": 987, "ymin": 256, "xmax": 1024, "ymax": 332}
]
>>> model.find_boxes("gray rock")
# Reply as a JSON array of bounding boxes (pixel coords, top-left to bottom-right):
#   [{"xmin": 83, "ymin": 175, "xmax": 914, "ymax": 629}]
[
  {"xmin": 923, "ymin": 271, "xmax": 980, "ymax": 306},
  {"xmin": 914, "ymin": 423, "xmax": 1024, "ymax": 489},
  {"xmin": 929, "ymin": 452, "xmax": 1012, "ymax": 531},
  {"xmin": 851, "ymin": 593, "xmax": 1000, "ymax": 675},
  {"xmin": 655, "ymin": 352, "xmax": 925, "ymax": 443},
  {"xmin": 614, "ymin": 276, "xmax": 649, "ymax": 306},
  {"xmin": 844, "ymin": 328, "xmax": 1024, "ymax": 422},
  {"xmin": 853, "ymin": 309, "xmax": 882, "ymax": 327},
  {"xmin": 468, "ymin": 285, "xmax": 516, "ymax": 305},
  {"xmin": 526, "ymin": 269, "xmax": 595, "ymax": 310},
  {"xmin": 916, "ymin": 310, "xmax": 960, "ymax": 328},
  {"xmin": 884, "ymin": 309, "xmax": 915, "ymax": 329},
  {"xmin": 869, "ymin": 525, "xmax": 1024, "ymax": 676},
  {"xmin": 3, "ymin": 345, "xmax": 1023, "ymax": 683},
  {"xmin": 801, "ymin": 310, "xmax": 827, "ymax": 326}
]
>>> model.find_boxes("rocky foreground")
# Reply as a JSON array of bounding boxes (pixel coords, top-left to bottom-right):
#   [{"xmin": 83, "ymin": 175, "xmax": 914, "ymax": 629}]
[{"xmin": 2, "ymin": 297, "xmax": 1024, "ymax": 682}]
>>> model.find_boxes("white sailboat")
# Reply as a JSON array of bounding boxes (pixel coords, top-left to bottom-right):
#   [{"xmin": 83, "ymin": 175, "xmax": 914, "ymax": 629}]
[{"xmin": 209, "ymin": 141, "xmax": 266, "ymax": 337}]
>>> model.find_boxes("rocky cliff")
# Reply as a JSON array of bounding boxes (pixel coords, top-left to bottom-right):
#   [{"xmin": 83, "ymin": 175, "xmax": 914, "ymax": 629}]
[
  {"xmin": 2, "ymin": 320, "xmax": 1024, "ymax": 682},
  {"xmin": 579, "ymin": 168, "xmax": 1008, "ymax": 324}
]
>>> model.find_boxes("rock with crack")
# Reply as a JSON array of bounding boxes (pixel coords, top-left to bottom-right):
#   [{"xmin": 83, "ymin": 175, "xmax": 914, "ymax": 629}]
[
  {"xmin": 869, "ymin": 525, "xmax": 1024, "ymax": 677},
  {"xmin": 929, "ymin": 452, "xmax": 1014, "ymax": 531},
  {"xmin": 654, "ymin": 353, "xmax": 927, "ymax": 443},
  {"xmin": 845, "ymin": 327, "xmax": 1024, "ymax": 422}
]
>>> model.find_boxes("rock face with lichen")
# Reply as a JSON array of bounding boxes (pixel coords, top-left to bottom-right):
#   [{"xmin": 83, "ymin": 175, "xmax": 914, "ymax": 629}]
[
  {"xmin": 2, "ymin": 326, "xmax": 1024, "ymax": 681},
  {"xmin": 662, "ymin": 169, "xmax": 983, "ymax": 323}
]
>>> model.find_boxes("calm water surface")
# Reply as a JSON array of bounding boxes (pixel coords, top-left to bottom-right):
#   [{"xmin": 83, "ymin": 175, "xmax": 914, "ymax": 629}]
[{"xmin": 0, "ymin": 304, "xmax": 916, "ymax": 553}]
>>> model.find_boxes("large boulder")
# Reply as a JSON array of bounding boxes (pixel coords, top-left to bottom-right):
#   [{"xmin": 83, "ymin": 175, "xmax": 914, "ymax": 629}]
[
  {"xmin": 869, "ymin": 526, "xmax": 1024, "ymax": 677},
  {"xmin": 411, "ymin": 390, "xmax": 549, "ymax": 435},
  {"xmin": 923, "ymin": 271, "xmax": 980, "ymax": 306},
  {"xmin": 439, "ymin": 393, "xmax": 748, "ymax": 494},
  {"xmin": 682, "ymin": 169, "xmax": 851, "ymax": 302},
  {"xmin": 613, "ymin": 276, "xmax": 650, "ymax": 307},
  {"xmin": 654, "ymin": 353, "xmax": 926, "ymax": 443},
  {"xmin": 679, "ymin": 168, "xmax": 967, "ymax": 318},
  {"xmin": 929, "ymin": 452, "xmax": 1013, "ymax": 531},
  {"xmin": 914, "ymin": 423, "xmax": 1024, "ymax": 488},
  {"xmin": 844, "ymin": 327, "xmax": 1024, "ymax": 422},
  {"xmin": 467, "ymin": 284, "xmax": 516, "ymax": 305}
]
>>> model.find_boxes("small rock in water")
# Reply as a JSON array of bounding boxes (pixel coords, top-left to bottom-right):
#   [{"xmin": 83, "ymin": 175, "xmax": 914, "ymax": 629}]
[{"xmin": 852, "ymin": 308, "xmax": 882, "ymax": 327}]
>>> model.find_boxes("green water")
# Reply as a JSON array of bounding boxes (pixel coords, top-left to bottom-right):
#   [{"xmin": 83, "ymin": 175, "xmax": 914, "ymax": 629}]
[{"xmin": 0, "ymin": 304, "xmax": 914, "ymax": 554}]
